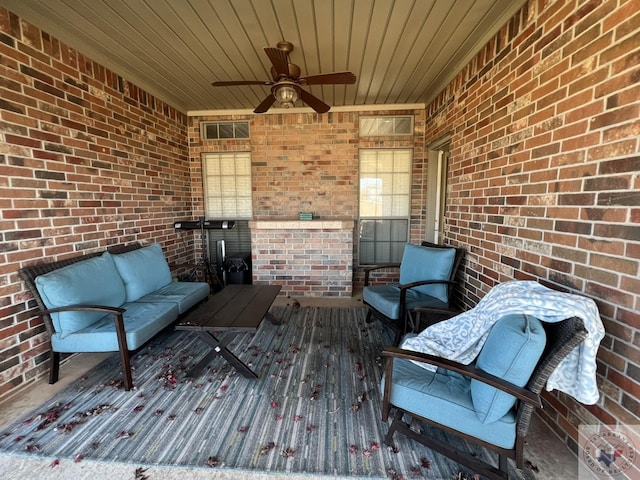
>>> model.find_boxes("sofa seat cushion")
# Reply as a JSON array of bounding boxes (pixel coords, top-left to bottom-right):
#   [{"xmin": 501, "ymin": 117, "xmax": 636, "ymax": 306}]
[
  {"xmin": 51, "ymin": 301, "xmax": 178, "ymax": 353},
  {"xmin": 111, "ymin": 243, "xmax": 173, "ymax": 302},
  {"xmin": 382, "ymin": 358, "xmax": 517, "ymax": 450},
  {"xmin": 399, "ymin": 243, "xmax": 456, "ymax": 302},
  {"xmin": 364, "ymin": 284, "xmax": 448, "ymax": 320},
  {"xmin": 35, "ymin": 252, "xmax": 126, "ymax": 338},
  {"xmin": 471, "ymin": 314, "xmax": 547, "ymax": 424},
  {"xmin": 136, "ymin": 282, "xmax": 210, "ymax": 314}
]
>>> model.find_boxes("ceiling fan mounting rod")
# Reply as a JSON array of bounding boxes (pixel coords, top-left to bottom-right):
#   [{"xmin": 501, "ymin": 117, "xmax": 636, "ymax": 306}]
[{"xmin": 276, "ymin": 41, "xmax": 294, "ymax": 53}]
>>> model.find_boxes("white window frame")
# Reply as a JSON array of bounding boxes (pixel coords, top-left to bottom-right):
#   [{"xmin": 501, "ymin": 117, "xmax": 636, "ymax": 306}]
[
  {"xmin": 201, "ymin": 121, "xmax": 250, "ymax": 140},
  {"xmin": 202, "ymin": 152, "xmax": 252, "ymax": 219},
  {"xmin": 358, "ymin": 148, "xmax": 412, "ymax": 265},
  {"xmin": 359, "ymin": 115, "xmax": 413, "ymax": 136}
]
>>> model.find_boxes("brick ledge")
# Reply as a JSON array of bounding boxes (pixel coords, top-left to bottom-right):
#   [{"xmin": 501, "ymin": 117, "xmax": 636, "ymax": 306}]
[{"xmin": 249, "ymin": 220, "xmax": 354, "ymax": 230}]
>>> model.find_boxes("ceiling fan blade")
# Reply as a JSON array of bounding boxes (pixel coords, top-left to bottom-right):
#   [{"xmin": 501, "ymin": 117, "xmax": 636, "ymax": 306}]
[
  {"xmin": 212, "ymin": 80, "xmax": 273, "ymax": 86},
  {"xmin": 299, "ymin": 89, "xmax": 330, "ymax": 114},
  {"xmin": 264, "ymin": 47, "xmax": 290, "ymax": 76},
  {"xmin": 254, "ymin": 93, "xmax": 276, "ymax": 113},
  {"xmin": 299, "ymin": 72, "xmax": 356, "ymax": 86}
]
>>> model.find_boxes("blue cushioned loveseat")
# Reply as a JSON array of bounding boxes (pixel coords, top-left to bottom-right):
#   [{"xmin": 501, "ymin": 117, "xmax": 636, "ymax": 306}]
[{"xmin": 20, "ymin": 243, "xmax": 210, "ymax": 390}]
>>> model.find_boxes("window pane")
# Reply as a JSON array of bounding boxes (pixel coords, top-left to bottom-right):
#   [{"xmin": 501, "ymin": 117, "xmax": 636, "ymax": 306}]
[
  {"xmin": 201, "ymin": 121, "xmax": 249, "ymax": 140},
  {"xmin": 234, "ymin": 122, "xmax": 249, "ymax": 138},
  {"xmin": 394, "ymin": 117, "xmax": 412, "ymax": 134},
  {"xmin": 203, "ymin": 152, "xmax": 252, "ymax": 220},
  {"xmin": 204, "ymin": 124, "xmax": 218, "ymax": 139},
  {"xmin": 375, "ymin": 220, "xmax": 391, "ymax": 241},
  {"xmin": 358, "ymin": 219, "xmax": 408, "ymax": 264},
  {"xmin": 218, "ymin": 123, "xmax": 234, "ymax": 138},
  {"xmin": 360, "ymin": 118, "xmax": 376, "ymax": 136},
  {"xmin": 359, "ymin": 149, "xmax": 411, "ymax": 265},
  {"xmin": 359, "ymin": 151, "xmax": 411, "ymax": 217},
  {"xmin": 359, "ymin": 116, "xmax": 413, "ymax": 136}
]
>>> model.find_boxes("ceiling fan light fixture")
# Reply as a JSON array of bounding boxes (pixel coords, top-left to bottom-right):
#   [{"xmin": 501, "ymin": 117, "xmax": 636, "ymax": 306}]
[{"xmin": 274, "ymin": 84, "xmax": 299, "ymax": 108}]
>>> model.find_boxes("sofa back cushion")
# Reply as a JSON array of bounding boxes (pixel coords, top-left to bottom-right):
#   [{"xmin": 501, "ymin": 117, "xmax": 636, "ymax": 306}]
[
  {"xmin": 471, "ymin": 313, "xmax": 546, "ymax": 423},
  {"xmin": 35, "ymin": 252, "xmax": 126, "ymax": 338},
  {"xmin": 399, "ymin": 243, "xmax": 456, "ymax": 303},
  {"xmin": 111, "ymin": 243, "xmax": 173, "ymax": 302}
]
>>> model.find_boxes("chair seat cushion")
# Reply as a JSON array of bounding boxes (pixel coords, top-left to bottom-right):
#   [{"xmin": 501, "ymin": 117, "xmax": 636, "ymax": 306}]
[
  {"xmin": 51, "ymin": 301, "xmax": 178, "ymax": 352},
  {"xmin": 364, "ymin": 284, "xmax": 448, "ymax": 320},
  {"xmin": 136, "ymin": 281, "xmax": 210, "ymax": 314},
  {"xmin": 471, "ymin": 313, "xmax": 547, "ymax": 423},
  {"xmin": 35, "ymin": 252, "xmax": 127, "ymax": 338},
  {"xmin": 382, "ymin": 358, "xmax": 517, "ymax": 449},
  {"xmin": 111, "ymin": 243, "xmax": 173, "ymax": 302}
]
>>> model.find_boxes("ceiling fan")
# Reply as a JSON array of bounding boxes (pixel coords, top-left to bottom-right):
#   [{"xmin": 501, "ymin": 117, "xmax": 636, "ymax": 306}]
[{"xmin": 211, "ymin": 41, "xmax": 356, "ymax": 114}]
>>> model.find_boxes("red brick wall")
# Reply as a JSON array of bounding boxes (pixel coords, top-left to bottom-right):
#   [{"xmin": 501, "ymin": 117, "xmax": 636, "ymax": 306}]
[
  {"xmin": 250, "ymin": 220, "xmax": 354, "ymax": 297},
  {"xmin": 0, "ymin": 8, "xmax": 191, "ymax": 399},
  {"xmin": 188, "ymin": 109, "xmax": 426, "ymax": 288},
  {"xmin": 425, "ymin": 0, "xmax": 639, "ymax": 459}
]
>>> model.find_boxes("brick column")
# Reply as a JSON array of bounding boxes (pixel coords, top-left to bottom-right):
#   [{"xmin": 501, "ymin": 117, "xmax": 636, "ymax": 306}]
[{"xmin": 250, "ymin": 220, "xmax": 354, "ymax": 297}]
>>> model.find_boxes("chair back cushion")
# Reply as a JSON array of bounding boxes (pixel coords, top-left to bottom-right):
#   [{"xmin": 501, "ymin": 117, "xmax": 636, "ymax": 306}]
[
  {"xmin": 471, "ymin": 313, "xmax": 547, "ymax": 423},
  {"xmin": 111, "ymin": 243, "xmax": 173, "ymax": 302},
  {"xmin": 399, "ymin": 243, "xmax": 456, "ymax": 303},
  {"xmin": 35, "ymin": 252, "xmax": 126, "ymax": 338}
]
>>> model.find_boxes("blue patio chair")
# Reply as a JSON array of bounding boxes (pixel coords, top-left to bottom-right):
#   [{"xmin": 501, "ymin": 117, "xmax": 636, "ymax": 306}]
[
  {"xmin": 381, "ymin": 314, "xmax": 588, "ymax": 480},
  {"xmin": 363, "ymin": 242, "xmax": 464, "ymax": 345}
]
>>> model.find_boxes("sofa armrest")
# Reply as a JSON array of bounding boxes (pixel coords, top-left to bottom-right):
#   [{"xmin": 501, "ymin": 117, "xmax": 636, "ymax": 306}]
[
  {"xmin": 36, "ymin": 305, "xmax": 126, "ymax": 316},
  {"xmin": 34, "ymin": 306, "xmax": 127, "ymax": 346},
  {"xmin": 382, "ymin": 347, "xmax": 541, "ymax": 407}
]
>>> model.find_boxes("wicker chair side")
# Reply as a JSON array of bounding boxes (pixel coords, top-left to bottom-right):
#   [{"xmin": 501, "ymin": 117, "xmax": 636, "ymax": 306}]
[{"xmin": 516, "ymin": 316, "xmax": 589, "ymax": 436}]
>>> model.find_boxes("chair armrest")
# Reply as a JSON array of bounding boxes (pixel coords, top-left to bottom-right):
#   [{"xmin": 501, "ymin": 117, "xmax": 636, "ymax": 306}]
[
  {"xmin": 399, "ymin": 279, "xmax": 456, "ymax": 291},
  {"xmin": 412, "ymin": 305, "xmax": 461, "ymax": 315},
  {"xmin": 398, "ymin": 279, "xmax": 457, "ymax": 311},
  {"xmin": 382, "ymin": 347, "xmax": 541, "ymax": 407},
  {"xmin": 37, "ymin": 305, "xmax": 126, "ymax": 316},
  {"xmin": 407, "ymin": 306, "xmax": 461, "ymax": 333},
  {"xmin": 33, "ymin": 306, "xmax": 127, "ymax": 339},
  {"xmin": 363, "ymin": 263, "xmax": 401, "ymax": 285}
]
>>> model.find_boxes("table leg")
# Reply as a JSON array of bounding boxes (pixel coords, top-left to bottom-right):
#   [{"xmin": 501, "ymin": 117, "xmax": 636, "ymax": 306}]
[
  {"xmin": 264, "ymin": 310, "xmax": 281, "ymax": 325},
  {"xmin": 187, "ymin": 331, "xmax": 258, "ymax": 379}
]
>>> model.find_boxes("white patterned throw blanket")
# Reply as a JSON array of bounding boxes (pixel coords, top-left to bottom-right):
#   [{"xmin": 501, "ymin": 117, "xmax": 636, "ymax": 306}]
[{"xmin": 401, "ymin": 280, "xmax": 605, "ymax": 404}]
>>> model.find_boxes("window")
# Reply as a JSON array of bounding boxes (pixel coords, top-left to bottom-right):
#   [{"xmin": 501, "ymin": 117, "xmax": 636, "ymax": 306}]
[
  {"xmin": 203, "ymin": 152, "xmax": 252, "ymax": 219},
  {"xmin": 201, "ymin": 121, "xmax": 249, "ymax": 140},
  {"xmin": 358, "ymin": 149, "xmax": 412, "ymax": 265},
  {"xmin": 202, "ymin": 152, "xmax": 253, "ymax": 265},
  {"xmin": 359, "ymin": 116, "xmax": 413, "ymax": 136}
]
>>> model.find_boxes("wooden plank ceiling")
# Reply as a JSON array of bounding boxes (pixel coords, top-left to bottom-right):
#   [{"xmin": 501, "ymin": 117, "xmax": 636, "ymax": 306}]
[{"xmin": 1, "ymin": 0, "xmax": 527, "ymax": 113}]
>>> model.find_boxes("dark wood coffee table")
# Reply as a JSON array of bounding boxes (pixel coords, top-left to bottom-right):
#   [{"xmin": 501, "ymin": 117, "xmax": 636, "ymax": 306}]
[{"xmin": 176, "ymin": 284, "xmax": 281, "ymax": 379}]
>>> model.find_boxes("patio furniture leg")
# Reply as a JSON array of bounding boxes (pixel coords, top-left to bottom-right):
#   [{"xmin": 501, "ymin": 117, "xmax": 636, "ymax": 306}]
[
  {"xmin": 189, "ymin": 331, "xmax": 258, "ymax": 379},
  {"xmin": 49, "ymin": 350, "xmax": 60, "ymax": 384}
]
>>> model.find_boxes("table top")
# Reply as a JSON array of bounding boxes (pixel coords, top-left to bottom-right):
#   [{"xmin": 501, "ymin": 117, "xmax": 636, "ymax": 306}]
[{"xmin": 176, "ymin": 284, "xmax": 281, "ymax": 332}]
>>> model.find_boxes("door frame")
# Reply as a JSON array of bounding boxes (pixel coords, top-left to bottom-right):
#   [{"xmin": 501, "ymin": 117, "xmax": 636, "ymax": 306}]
[{"xmin": 425, "ymin": 135, "xmax": 451, "ymax": 244}]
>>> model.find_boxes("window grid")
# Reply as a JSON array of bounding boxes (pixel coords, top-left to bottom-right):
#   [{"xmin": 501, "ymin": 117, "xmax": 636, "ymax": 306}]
[
  {"xmin": 359, "ymin": 116, "xmax": 413, "ymax": 136},
  {"xmin": 358, "ymin": 149, "xmax": 412, "ymax": 265},
  {"xmin": 203, "ymin": 152, "xmax": 252, "ymax": 219},
  {"xmin": 201, "ymin": 121, "xmax": 250, "ymax": 140}
]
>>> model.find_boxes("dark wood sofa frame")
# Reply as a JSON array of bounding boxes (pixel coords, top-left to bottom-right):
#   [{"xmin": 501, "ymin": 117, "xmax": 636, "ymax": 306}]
[{"xmin": 20, "ymin": 243, "xmax": 150, "ymax": 390}]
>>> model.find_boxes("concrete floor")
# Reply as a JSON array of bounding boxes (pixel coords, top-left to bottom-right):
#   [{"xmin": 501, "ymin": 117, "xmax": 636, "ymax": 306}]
[{"xmin": 0, "ymin": 292, "xmax": 580, "ymax": 479}]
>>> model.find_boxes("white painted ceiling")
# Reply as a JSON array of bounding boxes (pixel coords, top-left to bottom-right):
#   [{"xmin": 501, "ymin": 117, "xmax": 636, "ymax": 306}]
[{"xmin": 1, "ymin": 0, "xmax": 527, "ymax": 113}]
